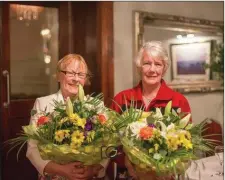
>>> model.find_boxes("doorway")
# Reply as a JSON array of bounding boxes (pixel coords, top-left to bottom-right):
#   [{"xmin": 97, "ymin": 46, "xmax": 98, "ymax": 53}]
[
  {"xmin": 0, "ymin": 2, "xmax": 60, "ymax": 179},
  {"xmin": 0, "ymin": 1, "xmax": 114, "ymax": 179}
]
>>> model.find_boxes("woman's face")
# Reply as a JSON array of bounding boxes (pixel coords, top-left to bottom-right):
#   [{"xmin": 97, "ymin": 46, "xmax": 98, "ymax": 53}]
[
  {"xmin": 141, "ymin": 51, "xmax": 165, "ymax": 86},
  {"xmin": 58, "ymin": 60, "xmax": 87, "ymax": 98}
]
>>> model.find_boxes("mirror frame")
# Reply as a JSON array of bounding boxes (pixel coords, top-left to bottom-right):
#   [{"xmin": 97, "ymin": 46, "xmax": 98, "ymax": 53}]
[{"xmin": 133, "ymin": 10, "xmax": 224, "ymax": 93}]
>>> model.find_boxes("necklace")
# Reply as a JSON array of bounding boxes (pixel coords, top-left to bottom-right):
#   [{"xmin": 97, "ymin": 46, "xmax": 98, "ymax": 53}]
[{"xmin": 142, "ymin": 95, "xmax": 152, "ymax": 102}]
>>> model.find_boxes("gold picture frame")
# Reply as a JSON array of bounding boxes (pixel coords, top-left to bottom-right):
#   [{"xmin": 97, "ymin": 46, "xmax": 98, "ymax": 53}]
[{"xmin": 133, "ymin": 11, "xmax": 224, "ymax": 93}]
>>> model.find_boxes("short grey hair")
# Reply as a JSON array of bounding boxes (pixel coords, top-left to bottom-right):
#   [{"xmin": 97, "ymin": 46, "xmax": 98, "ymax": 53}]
[{"xmin": 135, "ymin": 41, "xmax": 170, "ymax": 75}]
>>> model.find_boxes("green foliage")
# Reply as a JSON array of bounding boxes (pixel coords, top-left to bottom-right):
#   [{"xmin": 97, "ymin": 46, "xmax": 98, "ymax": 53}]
[{"xmin": 205, "ymin": 42, "xmax": 224, "ymax": 81}]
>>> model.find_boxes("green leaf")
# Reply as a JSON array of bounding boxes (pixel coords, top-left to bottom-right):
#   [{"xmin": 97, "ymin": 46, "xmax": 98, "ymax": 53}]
[
  {"xmin": 146, "ymin": 116, "xmax": 156, "ymax": 124},
  {"xmin": 164, "ymin": 101, "xmax": 172, "ymax": 116},
  {"xmin": 159, "ymin": 149, "xmax": 167, "ymax": 156},
  {"xmin": 179, "ymin": 114, "xmax": 191, "ymax": 128},
  {"xmin": 30, "ymin": 110, "xmax": 37, "ymax": 116},
  {"xmin": 153, "ymin": 153, "xmax": 162, "ymax": 160},
  {"xmin": 185, "ymin": 123, "xmax": 193, "ymax": 130}
]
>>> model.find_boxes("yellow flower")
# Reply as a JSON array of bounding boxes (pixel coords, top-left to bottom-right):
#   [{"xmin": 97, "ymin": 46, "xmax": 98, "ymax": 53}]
[
  {"xmin": 68, "ymin": 113, "xmax": 86, "ymax": 129},
  {"xmin": 54, "ymin": 130, "xmax": 70, "ymax": 143},
  {"xmin": 69, "ymin": 113, "xmax": 80, "ymax": 122},
  {"xmin": 166, "ymin": 134, "xmax": 180, "ymax": 151},
  {"xmin": 182, "ymin": 138, "xmax": 193, "ymax": 150},
  {"xmin": 71, "ymin": 130, "xmax": 85, "ymax": 145},
  {"xmin": 178, "ymin": 133, "xmax": 186, "ymax": 144},
  {"xmin": 76, "ymin": 118, "xmax": 86, "ymax": 129},
  {"xmin": 58, "ymin": 117, "xmax": 69, "ymax": 125}
]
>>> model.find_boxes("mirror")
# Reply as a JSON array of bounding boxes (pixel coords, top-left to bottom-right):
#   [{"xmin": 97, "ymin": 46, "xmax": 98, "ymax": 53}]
[{"xmin": 133, "ymin": 11, "xmax": 224, "ymax": 93}]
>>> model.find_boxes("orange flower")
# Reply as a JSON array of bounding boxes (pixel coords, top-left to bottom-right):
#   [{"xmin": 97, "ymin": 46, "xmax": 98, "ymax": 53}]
[
  {"xmin": 139, "ymin": 126, "xmax": 153, "ymax": 140},
  {"xmin": 37, "ymin": 116, "xmax": 49, "ymax": 126},
  {"xmin": 98, "ymin": 114, "xmax": 106, "ymax": 124}
]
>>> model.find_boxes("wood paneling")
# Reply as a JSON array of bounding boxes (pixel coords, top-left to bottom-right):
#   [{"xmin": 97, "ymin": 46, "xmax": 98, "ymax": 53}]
[
  {"xmin": 72, "ymin": 2, "xmax": 99, "ymax": 95},
  {"xmin": 97, "ymin": 2, "xmax": 114, "ymax": 106},
  {"xmin": 58, "ymin": 2, "xmax": 70, "ymax": 59},
  {"xmin": 1, "ymin": 2, "xmax": 10, "ymax": 142},
  {"xmin": 68, "ymin": 1, "xmax": 114, "ymax": 105},
  {"xmin": 0, "ymin": 3, "xmax": 3, "ymax": 179}
]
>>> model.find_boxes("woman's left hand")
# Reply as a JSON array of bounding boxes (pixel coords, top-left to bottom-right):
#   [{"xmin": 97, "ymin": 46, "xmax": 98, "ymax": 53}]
[{"xmin": 81, "ymin": 164, "xmax": 103, "ymax": 180}]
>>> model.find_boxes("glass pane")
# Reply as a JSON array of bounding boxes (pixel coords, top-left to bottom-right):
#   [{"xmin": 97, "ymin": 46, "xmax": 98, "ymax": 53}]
[{"xmin": 10, "ymin": 4, "xmax": 59, "ymax": 99}]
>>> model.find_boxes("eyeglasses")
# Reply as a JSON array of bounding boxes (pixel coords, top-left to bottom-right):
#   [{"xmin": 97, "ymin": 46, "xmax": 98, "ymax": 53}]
[
  {"xmin": 60, "ymin": 70, "xmax": 88, "ymax": 79},
  {"xmin": 142, "ymin": 62, "xmax": 164, "ymax": 70}
]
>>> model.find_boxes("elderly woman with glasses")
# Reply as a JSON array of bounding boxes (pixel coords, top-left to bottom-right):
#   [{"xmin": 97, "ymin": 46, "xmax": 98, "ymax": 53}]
[
  {"xmin": 110, "ymin": 41, "xmax": 191, "ymax": 180},
  {"xmin": 27, "ymin": 54, "xmax": 108, "ymax": 180}
]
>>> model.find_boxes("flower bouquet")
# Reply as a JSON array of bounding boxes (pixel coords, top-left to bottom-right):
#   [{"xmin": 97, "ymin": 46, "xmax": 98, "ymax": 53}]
[
  {"xmin": 7, "ymin": 84, "xmax": 119, "ymax": 166},
  {"xmin": 112, "ymin": 101, "xmax": 215, "ymax": 179}
]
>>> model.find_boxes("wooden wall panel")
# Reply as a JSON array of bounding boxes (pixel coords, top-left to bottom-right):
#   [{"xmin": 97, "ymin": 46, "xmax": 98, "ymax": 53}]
[
  {"xmin": 97, "ymin": 2, "xmax": 114, "ymax": 106},
  {"xmin": 71, "ymin": 2, "xmax": 99, "ymax": 95},
  {"xmin": 59, "ymin": 2, "xmax": 70, "ymax": 59},
  {"xmin": 70, "ymin": 1, "xmax": 114, "ymax": 105}
]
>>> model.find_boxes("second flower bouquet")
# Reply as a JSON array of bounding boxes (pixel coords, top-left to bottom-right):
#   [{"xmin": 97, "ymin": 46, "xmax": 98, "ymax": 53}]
[{"xmin": 112, "ymin": 101, "xmax": 215, "ymax": 179}]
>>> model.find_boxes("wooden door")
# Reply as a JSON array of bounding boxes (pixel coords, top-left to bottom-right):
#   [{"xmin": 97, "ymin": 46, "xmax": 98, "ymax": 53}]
[
  {"xmin": 0, "ymin": 2, "xmax": 60, "ymax": 179},
  {"xmin": 0, "ymin": 1, "xmax": 114, "ymax": 179}
]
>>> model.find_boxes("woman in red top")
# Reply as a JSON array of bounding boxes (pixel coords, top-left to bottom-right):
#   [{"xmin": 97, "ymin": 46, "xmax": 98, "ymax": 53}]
[{"xmin": 109, "ymin": 41, "xmax": 191, "ymax": 180}]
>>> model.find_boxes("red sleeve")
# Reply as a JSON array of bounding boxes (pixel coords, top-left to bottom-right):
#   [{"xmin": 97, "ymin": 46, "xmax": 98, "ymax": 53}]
[
  {"xmin": 110, "ymin": 92, "xmax": 127, "ymax": 114},
  {"xmin": 180, "ymin": 96, "xmax": 191, "ymax": 113},
  {"xmin": 110, "ymin": 95, "xmax": 122, "ymax": 113},
  {"xmin": 179, "ymin": 95, "xmax": 192, "ymax": 122}
]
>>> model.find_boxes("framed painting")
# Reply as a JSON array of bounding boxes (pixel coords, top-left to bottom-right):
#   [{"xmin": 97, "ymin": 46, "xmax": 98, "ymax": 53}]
[{"xmin": 170, "ymin": 41, "xmax": 211, "ymax": 81}]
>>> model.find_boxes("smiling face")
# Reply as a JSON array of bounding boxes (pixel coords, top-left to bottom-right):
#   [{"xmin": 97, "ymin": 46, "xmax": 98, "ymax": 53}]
[
  {"xmin": 141, "ymin": 50, "xmax": 165, "ymax": 86},
  {"xmin": 58, "ymin": 60, "xmax": 87, "ymax": 98}
]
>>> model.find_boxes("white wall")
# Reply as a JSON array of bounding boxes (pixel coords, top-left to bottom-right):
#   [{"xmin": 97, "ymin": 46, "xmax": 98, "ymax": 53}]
[{"xmin": 113, "ymin": 2, "xmax": 224, "ymax": 126}]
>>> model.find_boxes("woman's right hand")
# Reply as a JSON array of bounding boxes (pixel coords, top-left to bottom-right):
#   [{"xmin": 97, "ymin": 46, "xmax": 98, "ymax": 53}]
[
  {"xmin": 124, "ymin": 155, "xmax": 138, "ymax": 179},
  {"xmin": 44, "ymin": 161, "xmax": 87, "ymax": 180}
]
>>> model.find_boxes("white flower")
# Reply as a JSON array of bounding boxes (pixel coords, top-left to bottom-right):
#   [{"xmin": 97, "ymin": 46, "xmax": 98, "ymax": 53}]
[
  {"xmin": 83, "ymin": 103, "xmax": 95, "ymax": 111},
  {"xmin": 167, "ymin": 123, "xmax": 175, "ymax": 132},
  {"xmin": 128, "ymin": 121, "xmax": 147, "ymax": 138},
  {"xmin": 95, "ymin": 101, "xmax": 106, "ymax": 114},
  {"xmin": 84, "ymin": 96, "xmax": 106, "ymax": 114},
  {"xmin": 153, "ymin": 108, "xmax": 163, "ymax": 119},
  {"xmin": 160, "ymin": 131, "xmax": 166, "ymax": 138},
  {"xmin": 160, "ymin": 123, "xmax": 176, "ymax": 138}
]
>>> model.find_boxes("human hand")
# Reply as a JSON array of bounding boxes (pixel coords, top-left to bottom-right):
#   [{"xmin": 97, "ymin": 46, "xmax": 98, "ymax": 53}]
[
  {"xmin": 124, "ymin": 155, "xmax": 138, "ymax": 179},
  {"xmin": 81, "ymin": 164, "xmax": 104, "ymax": 179},
  {"xmin": 44, "ymin": 161, "xmax": 86, "ymax": 180}
]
